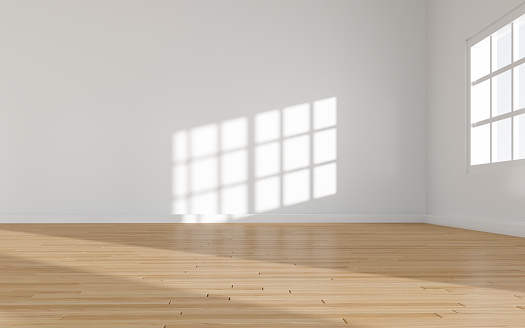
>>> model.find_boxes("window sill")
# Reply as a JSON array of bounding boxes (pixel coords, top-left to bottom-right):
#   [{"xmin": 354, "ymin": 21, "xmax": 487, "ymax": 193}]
[{"xmin": 468, "ymin": 157, "xmax": 525, "ymax": 173}]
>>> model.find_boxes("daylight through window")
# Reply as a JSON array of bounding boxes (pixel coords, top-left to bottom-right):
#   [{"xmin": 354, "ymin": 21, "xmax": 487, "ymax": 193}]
[{"xmin": 469, "ymin": 8, "xmax": 525, "ymax": 167}]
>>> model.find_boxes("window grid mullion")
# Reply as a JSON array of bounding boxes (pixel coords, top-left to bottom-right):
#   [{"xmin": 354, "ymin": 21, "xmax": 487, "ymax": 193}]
[
  {"xmin": 473, "ymin": 54, "xmax": 525, "ymax": 86},
  {"xmin": 472, "ymin": 105, "xmax": 525, "ymax": 127}
]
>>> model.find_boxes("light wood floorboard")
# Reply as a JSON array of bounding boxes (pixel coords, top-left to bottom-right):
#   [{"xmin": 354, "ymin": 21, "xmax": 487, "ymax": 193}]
[{"xmin": 0, "ymin": 223, "xmax": 524, "ymax": 327}]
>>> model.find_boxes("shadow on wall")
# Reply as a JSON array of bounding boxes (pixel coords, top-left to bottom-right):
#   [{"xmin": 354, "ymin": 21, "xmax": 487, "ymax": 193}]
[{"xmin": 172, "ymin": 97, "xmax": 338, "ymax": 223}]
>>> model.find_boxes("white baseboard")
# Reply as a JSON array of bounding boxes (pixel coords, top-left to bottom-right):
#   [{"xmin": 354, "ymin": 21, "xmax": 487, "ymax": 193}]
[
  {"xmin": 0, "ymin": 215, "xmax": 177, "ymax": 223},
  {"xmin": 0, "ymin": 214, "xmax": 423, "ymax": 224},
  {"xmin": 423, "ymin": 214, "xmax": 525, "ymax": 238},
  {"xmin": 3, "ymin": 214, "xmax": 523, "ymax": 238},
  {"xmin": 208, "ymin": 214, "xmax": 423, "ymax": 223}
]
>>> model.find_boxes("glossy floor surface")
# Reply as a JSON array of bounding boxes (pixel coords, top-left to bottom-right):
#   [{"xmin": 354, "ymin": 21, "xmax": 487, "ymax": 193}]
[{"xmin": 0, "ymin": 223, "xmax": 524, "ymax": 327}]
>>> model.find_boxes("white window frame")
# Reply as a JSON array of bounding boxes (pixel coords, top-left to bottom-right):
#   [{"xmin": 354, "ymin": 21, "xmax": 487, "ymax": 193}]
[{"xmin": 467, "ymin": 2, "xmax": 525, "ymax": 173}]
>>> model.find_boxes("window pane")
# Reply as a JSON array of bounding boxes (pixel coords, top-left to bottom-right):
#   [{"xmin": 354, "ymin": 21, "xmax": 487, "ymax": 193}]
[
  {"xmin": 514, "ymin": 64, "xmax": 525, "ymax": 110},
  {"xmin": 515, "ymin": 17, "xmax": 525, "ymax": 61},
  {"xmin": 514, "ymin": 114, "xmax": 525, "ymax": 160},
  {"xmin": 493, "ymin": 118, "xmax": 512, "ymax": 162},
  {"xmin": 471, "ymin": 37, "xmax": 490, "ymax": 82},
  {"xmin": 493, "ymin": 70, "xmax": 511, "ymax": 116},
  {"xmin": 492, "ymin": 24, "xmax": 512, "ymax": 71},
  {"xmin": 471, "ymin": 79, "xmax": 491, "ymax": 123},
  {"xmin": 471, "ymin": 124, "xmax": 490, "ymax": 165}
]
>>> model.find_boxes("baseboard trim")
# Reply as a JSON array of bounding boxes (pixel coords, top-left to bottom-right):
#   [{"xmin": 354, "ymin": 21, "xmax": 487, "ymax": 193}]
[
  {"xmin": 423, "ymin": 214, "xmax": 525, "ymax": 238},
  {"xmin": 3, "ymin": 214, "xmax": 523, "ymax": 238},
  {"xmin": 0, "ymin": 214, "xmax": 424, "ymax": 224}
]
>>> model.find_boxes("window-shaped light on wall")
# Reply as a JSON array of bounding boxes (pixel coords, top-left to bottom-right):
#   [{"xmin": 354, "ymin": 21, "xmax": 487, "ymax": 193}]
[
  {"xmin": 283, "ymin": 103, "xmax": 310, "ymax": 137},
  {"xmin": 171, "ymin": 117, "xmax": 248, "ymax": 217},
  {"xmin": 312, "ymin": 97, "xmax": 337, "ymax": 199},
  {"xmin": 172, "ymin": 96, "xmax": 338, "ymax": 218},
  {"xmin": 254, "ymin": 96, "xmax": 337, "ymax": 211}
]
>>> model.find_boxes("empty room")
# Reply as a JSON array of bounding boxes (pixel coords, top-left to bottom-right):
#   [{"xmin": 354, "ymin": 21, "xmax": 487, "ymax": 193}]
[{"xmin": 1, "ymin": 0, "xmax": 525, "ymax": 327}]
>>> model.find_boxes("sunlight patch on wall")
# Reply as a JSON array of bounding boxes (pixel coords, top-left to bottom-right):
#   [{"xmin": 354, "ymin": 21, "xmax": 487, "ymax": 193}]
[{"xmin": 172, "ymin": 97, "xmax": 337, "ymax": 222}]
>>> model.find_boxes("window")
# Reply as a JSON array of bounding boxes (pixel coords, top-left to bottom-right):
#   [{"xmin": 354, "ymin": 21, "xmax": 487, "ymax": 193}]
[{"xmin": 468, "ymin": 4, "xmax": 525, "ymax": 169}]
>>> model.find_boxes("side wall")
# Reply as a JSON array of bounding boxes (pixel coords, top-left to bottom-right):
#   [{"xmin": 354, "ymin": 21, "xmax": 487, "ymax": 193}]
[
  {"xmin": 0, "ymin": 0, "xmax": 426, "ymax": 221},
  {"xmin": 426, "ymin": 0, "xmax": 525, "ymax": 237}
]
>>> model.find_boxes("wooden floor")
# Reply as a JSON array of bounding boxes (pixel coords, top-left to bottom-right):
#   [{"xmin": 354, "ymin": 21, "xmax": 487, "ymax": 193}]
[{"xmin": 0, "ymin": 223, "xmax": 525, "ymax": 327}]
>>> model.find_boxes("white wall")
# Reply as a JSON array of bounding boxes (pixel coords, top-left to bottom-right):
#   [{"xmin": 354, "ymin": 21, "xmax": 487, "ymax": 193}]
[
  {"xmin": 0, "ymin": 0, "xmax": 426, "ymax": 219},
  {"xmin": 426, "ymin": 0, "xmax": 525, "ymax": 232}
]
